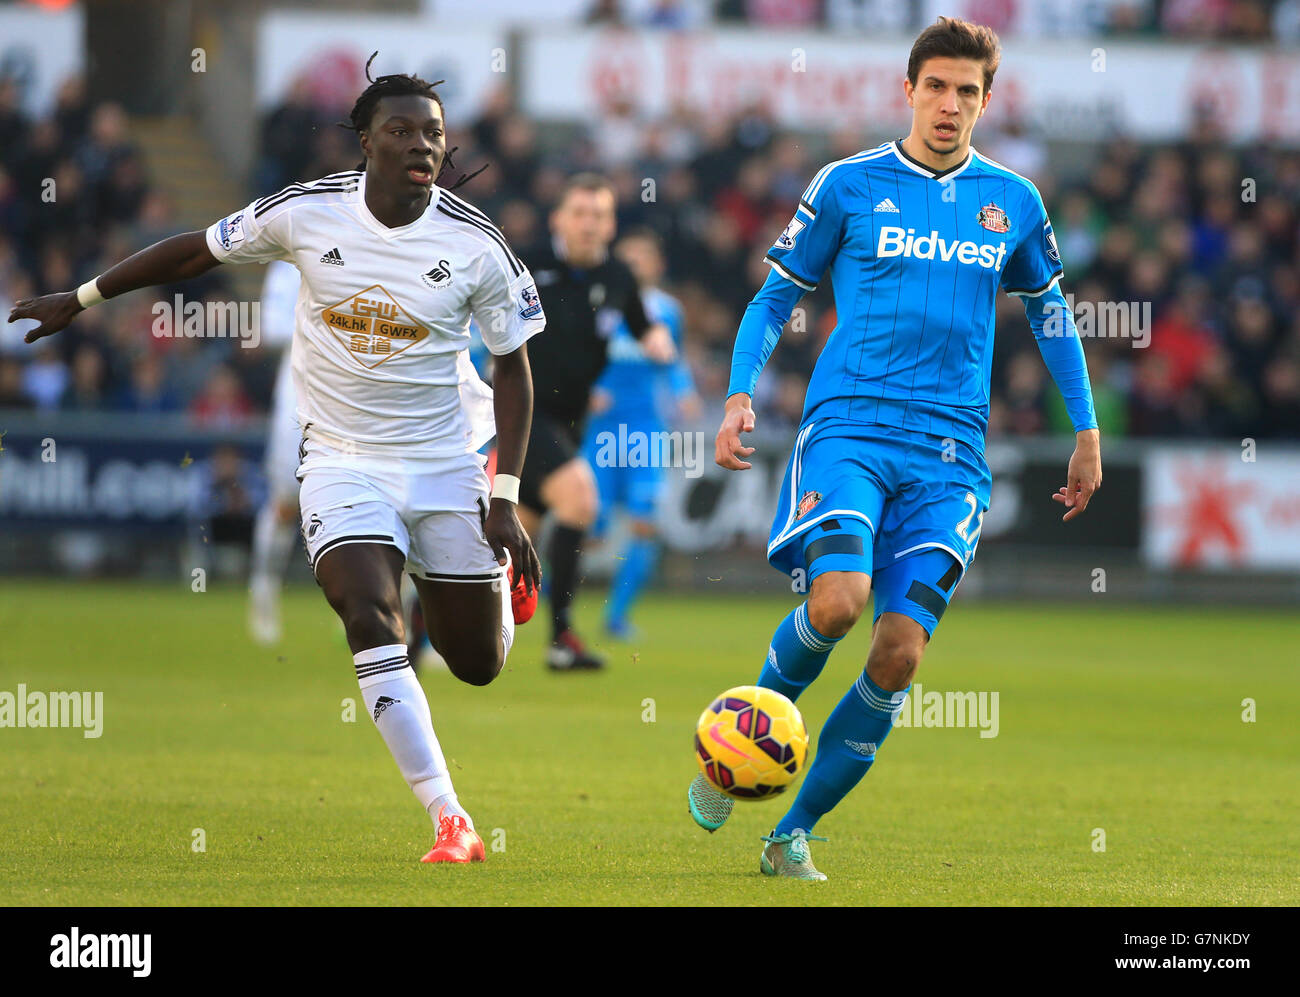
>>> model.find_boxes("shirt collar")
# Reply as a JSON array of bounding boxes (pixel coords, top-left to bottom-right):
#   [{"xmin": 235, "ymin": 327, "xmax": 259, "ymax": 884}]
[
  {"xmin": 356, "ymin": 171, "xmax": 441, "ymax": 239},
  {"xmin": 891, "ymin": 138, "xmax": 974, "ymax": 181}
]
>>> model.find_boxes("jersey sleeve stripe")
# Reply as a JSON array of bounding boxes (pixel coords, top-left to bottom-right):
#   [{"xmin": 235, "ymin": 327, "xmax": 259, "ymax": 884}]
[
  {"xmin": 971, "ymin": 150, "xmax": 1040, "ymax": 191},
  {"xmin": 439, "ymin": 190, "xmax": 525, "ymax": 271},
  {"xmin": 439, "ymin": 188, "xmax": 496, "ymax": 225},
  {"xmin": 797, "ymin": 198, "xmax": 817, "ymax": 218},
  {"xmin": 765, "ymin": 255, "xmax": 817, "ymax": 291},
  {"xmin": 254, "ymin": 183, "xmax": 310, "ymax": 212},
  {"xmin": 253, "ymin": 175, "xmax": 359, "ymax": 212},
  {"xmin": 801, "ymin": 145, "xmax": 892, "ymax": 206},
  {"xmin": 1005, "ymin": 271, "xmax": 1063, "ymax": 297},
  {"xmin": 434, "ymin": 201, "xmax": 523, "ymax": 277},
  {"xmin": 254, "ymin": 186, "xmax": 307, "ymax": 212},
  {"xmin": 254, "ymin": 180, "xmax": 359, "ymax": 218}
]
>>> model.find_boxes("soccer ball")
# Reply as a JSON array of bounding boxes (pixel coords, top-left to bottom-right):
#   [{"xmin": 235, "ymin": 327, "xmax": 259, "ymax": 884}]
[{"xmin": 694, "ymin": 685, "xmax": 808, "ymax": 799}]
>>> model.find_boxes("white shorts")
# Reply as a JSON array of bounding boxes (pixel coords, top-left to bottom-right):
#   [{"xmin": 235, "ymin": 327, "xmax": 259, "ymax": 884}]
[
  {"xmin": 297, "ymin": 437, "xmax": 503, "ymax": 583},
  {"xmin": 265, "ymin": 354, "xmax": 302, "ymax": 506}
]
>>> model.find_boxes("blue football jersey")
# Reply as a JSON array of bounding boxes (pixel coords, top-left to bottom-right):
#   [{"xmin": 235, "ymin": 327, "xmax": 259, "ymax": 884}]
[
  {"xmin": 765, "ymin": 140, "xmax": 1063, "ymax": 450},
  {"xmin": 595, "ymin": 286, "xmax": 692, "ymax": 423}
]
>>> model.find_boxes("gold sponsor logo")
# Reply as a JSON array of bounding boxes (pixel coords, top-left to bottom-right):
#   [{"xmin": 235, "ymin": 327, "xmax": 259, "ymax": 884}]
[{"xmin": 322, "ymin": 284, "xmax": 428, "ymax": 367}]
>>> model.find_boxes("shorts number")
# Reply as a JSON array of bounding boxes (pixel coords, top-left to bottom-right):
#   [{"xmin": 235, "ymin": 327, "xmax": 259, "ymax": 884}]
[{"xmin": 955, "ymin": 491, "xmax": 985, "ymax": 549}]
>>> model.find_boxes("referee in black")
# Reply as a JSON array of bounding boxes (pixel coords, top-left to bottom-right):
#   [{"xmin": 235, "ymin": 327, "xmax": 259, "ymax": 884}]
[{"xmin": 519, "ymin": 173, "xmax": 675, "ymax": 671}]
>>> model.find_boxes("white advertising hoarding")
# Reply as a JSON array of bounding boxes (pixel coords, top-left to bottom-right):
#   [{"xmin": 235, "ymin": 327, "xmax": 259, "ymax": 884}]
[
  {"xmin": 257, "ymin": 13, "xmax": 507, "ymax": 117},
  {"xmin": 521, "ymin": 27, "xmax": 1300, "ymax": 144},
  {"xmin": 1144, "ymin": 447, "xmax": 1300, "ymax": 570},
  {"xmin": 0, "ymin": 4, "xmax": 85, "ymax": 117}
]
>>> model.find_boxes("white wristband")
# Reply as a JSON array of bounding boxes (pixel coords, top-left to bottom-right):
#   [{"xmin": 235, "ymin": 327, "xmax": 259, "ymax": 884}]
[
  {"xmin": 76, "ymin": 279, "xmax": 105, "ymax": 309},
  {"xmin": 491, "ymin": 473, "xmax": 521, "ymax": 504}
]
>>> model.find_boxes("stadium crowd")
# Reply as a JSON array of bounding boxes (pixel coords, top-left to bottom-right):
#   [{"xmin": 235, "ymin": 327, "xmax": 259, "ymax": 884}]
[{"xmin": 2, "ymin": 65, "xmax": 1297, "ymax": 441}]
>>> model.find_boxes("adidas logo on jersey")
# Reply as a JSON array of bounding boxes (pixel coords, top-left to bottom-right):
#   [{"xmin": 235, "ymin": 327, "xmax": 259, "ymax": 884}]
[
  {"xmin": 373, "ymin": 695, "xmax": 401, "ymax": 720},
  {"xmin": 873, "ymin": 198, "xmax": 900, "ymax": 213},
  {"xmin": 320, "ymin": 248, "xmax": 344, "ymax": 266}
]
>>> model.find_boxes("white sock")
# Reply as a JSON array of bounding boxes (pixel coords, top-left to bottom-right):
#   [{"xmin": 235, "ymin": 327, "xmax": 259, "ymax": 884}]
[
  {"xmin": 499, "ymin": 555, "xmax": 515, "ymax": 661},
  {"xmin": 251, "ymin": 503, "xmax": 296, "ymax": 582},
  {"xmin": 432, "ymin": 792, "xmax": 473, "ymax": 829},
  {"xmin": 354, "ymin": 644, "xmax": 460, "ymax": 825}
]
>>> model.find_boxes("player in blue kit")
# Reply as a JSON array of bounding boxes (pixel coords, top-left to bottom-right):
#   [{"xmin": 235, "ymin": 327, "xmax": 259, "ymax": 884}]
[
  {"xmin": 583, "ymin": 230, "xmax": 700, "ymax": 638},
  {"xmin": 688, "ymin": 16, "xmax": 1102, "ymax": 879}
]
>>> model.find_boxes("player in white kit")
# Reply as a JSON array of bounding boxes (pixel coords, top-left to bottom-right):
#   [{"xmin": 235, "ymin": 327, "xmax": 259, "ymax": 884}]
[
  {"xmin": 10, "ymin": 60, "xmax": 544, "ymax": 865},
  {"xmin": 249, "ymin": 259, "xmax": 505, "ymax": 664},
  {"xmin": 248, "ymin": 259, "xmax": 305, "ymax": 645}
]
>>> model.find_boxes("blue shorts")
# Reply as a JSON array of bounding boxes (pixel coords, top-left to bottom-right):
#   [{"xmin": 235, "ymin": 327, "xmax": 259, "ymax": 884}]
[
  {"xmin": 767, "ymin": 420, "xmax": 992, "ymax": 635},
  {"xmin": 583, "ymin": 414, "xmax": 665, "ymax": 532}
]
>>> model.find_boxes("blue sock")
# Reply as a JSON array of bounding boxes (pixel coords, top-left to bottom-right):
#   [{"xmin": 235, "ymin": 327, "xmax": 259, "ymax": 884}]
[
  {"xmin": 606, "ymin": 536, "xmax": 657, "ymax": 627},
  {"xmin": 756, "ymin": 603, "xmax": 841, "ymax": 702},
  {"xmin": 775, "ymin": 671, "xmax": 910, "ymax": 836}
]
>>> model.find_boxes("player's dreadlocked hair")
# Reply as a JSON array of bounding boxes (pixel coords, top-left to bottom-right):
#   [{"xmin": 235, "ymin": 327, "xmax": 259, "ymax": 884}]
[{"xmin": 339, "ymin": 52, "xmax": 486, "ymax": 191}]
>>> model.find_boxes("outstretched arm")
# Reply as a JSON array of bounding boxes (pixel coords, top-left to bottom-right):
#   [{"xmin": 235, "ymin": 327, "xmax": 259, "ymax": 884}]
[{"xmin": 8, "ymin": 231, "xmax": 221, "ymax": 343}]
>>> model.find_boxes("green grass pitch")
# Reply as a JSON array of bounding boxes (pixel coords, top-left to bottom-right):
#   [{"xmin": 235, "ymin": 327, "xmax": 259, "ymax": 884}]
[{"xmin": 1, "ymin": 580, "xmax": 1295, "ymax": 906}]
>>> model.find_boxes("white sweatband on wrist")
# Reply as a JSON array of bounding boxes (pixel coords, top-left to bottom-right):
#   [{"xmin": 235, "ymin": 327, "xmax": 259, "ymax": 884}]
[
  {"xmin": 491, "ymin": 474, "xmax": 521, "ymax": 504},
  {"xmin": 76, "ymin": 279, "xmax": 105, "ymax": 309}
]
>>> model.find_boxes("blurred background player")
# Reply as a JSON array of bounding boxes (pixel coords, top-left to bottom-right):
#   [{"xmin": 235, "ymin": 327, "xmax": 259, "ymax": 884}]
[
  {"xmin": 518, "ymin": 174, "xmax": 675, "ymax": 671},
  {"xmin": 190, "ymin": 442, "xmax": 263, "ymax": 580},
  {"xmin": 582, "ymin": 228, "xmax": 700, "ymax": 639},
  {"xmin": 247, "ymin": 258, "xmax": 303, "ymax": 645}
]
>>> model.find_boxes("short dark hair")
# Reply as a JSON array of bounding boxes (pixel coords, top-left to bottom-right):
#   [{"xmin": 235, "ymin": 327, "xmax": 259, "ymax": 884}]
[
  {"xmin": 907, "ymin": 16, "xmax": 1001, "ymax": 96},
  {"xmin": 557, "ymin": 172, "xmax": 614, "ymax": 207}
]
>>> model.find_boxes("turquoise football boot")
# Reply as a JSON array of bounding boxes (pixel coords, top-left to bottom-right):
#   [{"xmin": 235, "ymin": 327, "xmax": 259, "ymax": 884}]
[
  {"xmin": 759, "ymin": 829, "xmax": 828, "ymax": 880},
  {"xmin": 687, "ymin": 773, "xmax": 734, "ymax": 832}
]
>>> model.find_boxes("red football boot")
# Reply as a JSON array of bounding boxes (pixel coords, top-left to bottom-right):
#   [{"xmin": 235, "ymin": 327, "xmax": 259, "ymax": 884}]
[
  {"xmin": 509, "ymin": 560, "xmax": 538, "ymax": 625},
  {"xmin": 420, "ymin": 805, "xmax": 485, "ymax": 864}
]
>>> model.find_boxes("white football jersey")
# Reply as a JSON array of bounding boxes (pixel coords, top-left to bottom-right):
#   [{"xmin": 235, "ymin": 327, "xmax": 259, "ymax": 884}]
[{"xmin": 205, "ymin": 170, "xmax": 544, "ymax": 458}]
